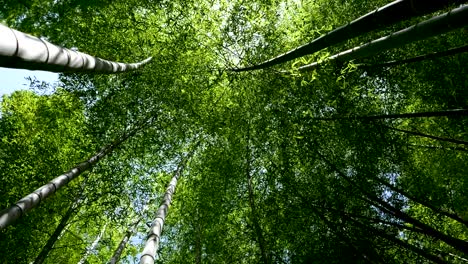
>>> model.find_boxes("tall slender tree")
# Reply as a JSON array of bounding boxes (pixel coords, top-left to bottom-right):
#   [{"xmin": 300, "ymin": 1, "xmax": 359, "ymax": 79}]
[
  {"xmin": 0, "ymin": 24, "xmax": 152, "ymax": 73},
  {"xmin": 233, "ymin": 0, "xmax": 467, "ymax": 71},
  {"xmin": 315, "ymin": 147, "xmax": 468, "ymax": 253},
  {"xmin": 245, "ymin": 127, "xmax": 269, "ymax": 264},
  {"xmin": 297, "ymin": 5, "xmax": 468, "ymax": 72},
  {"xmin": 359, "ymin": 44, "xmax": 468, "ymax": 68},
  {"xmin": 109, "ymin": 200, "xmax": 155, "ymax": 264},
  {"xmin": 109, "ymin": 218, "xmax": 142, "ymax": 264},
  {"xmin": 78, "ymin": 223, "xmax": 108, "ymax": 264},
  {"xmin": 33, "ymin": 197, "xmax": 81, "ymax": 264},
  {"xmin": 0, "ymin": 116, "xmax": 154, "ymax": 230},
  {"xmin": 140, "ymin": 162, "xmax": 186, "ymax": 264},
  {"xmin": 140, "ymin": 142, "xmax": 200, "ymax": 264},
  {"xmin": 313, "ymin": 109, "xmax": 468, "ymax": 121},
  {"xmin": 387, "ymin": 126, "xmax": 468, "ymax": 146}
]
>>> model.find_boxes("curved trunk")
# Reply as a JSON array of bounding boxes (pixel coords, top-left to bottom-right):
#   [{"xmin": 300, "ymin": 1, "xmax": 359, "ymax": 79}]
[
  {"xmin": 0, "ymin": 24, "xmax": 151, "ymax": 73},
  {"xmin": 232, "ymin": 0, "xmax": 466, "ymax": 72},
  {"xmin": 298, "ymin": 5, "xmax": 468, "ymax": 72}
]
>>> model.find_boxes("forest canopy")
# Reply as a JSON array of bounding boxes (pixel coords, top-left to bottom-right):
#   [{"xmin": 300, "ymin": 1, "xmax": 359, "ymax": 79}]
[{"xmin": 1, "ymin": 0, "xmax": 468, "ymax": 263}]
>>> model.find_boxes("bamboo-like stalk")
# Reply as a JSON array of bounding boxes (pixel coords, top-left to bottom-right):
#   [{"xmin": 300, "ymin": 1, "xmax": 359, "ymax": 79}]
[
  {"xmin": 0, "ymin": 149, "xmax": 105, "ymax": 230},
  {"xmin": 316, "ymin": 148, "xmax": 468, "ymax": 254},
  {"xmin": 140, "ymin": 142, "xmax": 200, "ymax": 264},
  {"xmin": 387, "ymin": 126, "xmax": 468, "ymax": 146},
  {"xmin": 359, "ymin": 44, "xmax": 468, "ymax": 68},
  {"xmin": 0, "ymin": 24, "xmax": 152, "ymax": 73},
  {"xmin": 33, "ymin": 199, "xmax": 80, "ymax": 264},
  {"xmin": 369, "ymin": 170, "xmax": 468, "ymax": 227},
  {"xmin": 245, "ymin": 126, "xmax": 269, "ymax": 264},
  {"xmin": 139, "ymin": 164, "xmax": 185, "ymax": 264},
  {"xmin": 109, "ymin": 218, "xmax": 141, "ymax": 264},
  {"xmin": 232, "ymin": 0, "xmax": 467, "ymax": 72},
  {"xmin": 0, "ymin": 118, "xmax": 153, "ymax": 230},
  {"xmin": 314, "ymin": 109, "xmax": 468, "ymax": 121},
  {"xmin": 344, "ymin": 213, "xmax": 448, "ymax": 264},
  {"xmin": 78, "ymin": 223, "xmax": 107, "ymax": 264},
  {"xmin": 109, "ymin": 199, "xmax": 154, "ymax": 263},
  {"xmin": 298, "ymin": 5, "xmax": 468, "ymax": 72}
]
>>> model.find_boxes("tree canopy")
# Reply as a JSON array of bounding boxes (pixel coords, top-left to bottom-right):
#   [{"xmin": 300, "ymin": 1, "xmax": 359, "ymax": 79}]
[{"xmin": 1, "ymin": 0, "xmax": 467, "ymax": 263}]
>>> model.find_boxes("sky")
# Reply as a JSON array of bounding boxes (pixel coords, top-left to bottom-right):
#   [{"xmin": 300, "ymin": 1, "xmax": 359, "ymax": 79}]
[{"xmin": 0, "ymin": 67, "xmax": 59, "ymax": 97}]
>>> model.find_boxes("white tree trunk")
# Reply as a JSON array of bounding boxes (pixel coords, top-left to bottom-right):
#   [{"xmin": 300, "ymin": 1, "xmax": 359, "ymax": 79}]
[
  {"xmin": 0, "ymin": 24, "xmax": 151, "ymax": 73},
  {"xmin": 78, "ymin": 223, "xmax": 107, "ymax": 264},
  {"xmin": 0, "ymin": 120, "xmax": 151, "ymax": 230},
  {"xmin": 139, "ymin": 171, "xmax": 181, "ymax": 264}
]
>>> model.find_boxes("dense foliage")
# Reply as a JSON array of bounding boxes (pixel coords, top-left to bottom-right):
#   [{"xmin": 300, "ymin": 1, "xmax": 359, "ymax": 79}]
[{"xmin": 1, "ymin": 0, "xmax": 467, "ymax": 263}]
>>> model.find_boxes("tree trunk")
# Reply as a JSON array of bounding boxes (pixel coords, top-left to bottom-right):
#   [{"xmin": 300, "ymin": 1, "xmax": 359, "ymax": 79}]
[
  {"xmin": 140, "ymin": 144, "xmax": 199, "ymax": 264},
  {"xmin": 298, "ymin": 5, "xmax": 468, "ymax": 72},
  {"xmin": 302, "ymin": 199, "xmax": 379, "ymax": 264},
  {"xmin": 0, "ymin": 24, "xmax": 151, "ymax": 73},
  {"xmin": 139, "ymin": 166, "xmax": 183, "ymax": 264},
  {"xmin": 33, "ymin": 199, "xmax": 80, "ymax": 264},
  {"xmin": 318, "ymin": 150, "xmax": 468, "ymax": 253},
  {"xmin": 245, "ymin": 128, "xmax": 269, "ymax": 264},
  {"xmin": 109, "ymin": 218, "xmax": 142, "ymax": 264},
  {"xmin": 387, "ymin": 126, "xmax": 468, "ymax": 146},
  {"xmin": 78, "ymin": 223, "xmax": 107, "ymax": 264},
  {"xmin": 195, "ymin": 226, "xmax": 202, "ymax": 264},
  {"xmin": 369, "ymin": 172, "xmax": 468, "ymax": 227},
  {"xmin": 0, "ymin": 118, "xmax": 153, "ymax": 230},
  {"xmin": 360, "ymin": 44, "xmax": 468, "ymax": 68},
  {"xmin": 435, "ymin": 249, "xmax": 468, "ymax": 263},
  {"xmin": 109, "ymin": 199, "xmax": 156, "ymax": 264},
  {"xmin": 343, "ymin": 212, "xmax": 448, "ymax": 264},
  {"xmin": 232, "ymin": 0, "xmax": 466, "ymax": 72},
  {"xmin": 301, "ymin": 194, "xmax": 445, "ymax": 263},
  {"xmin": 408, "ymin": 144, "xmax": 468, "ymax": 152},
  {"xmin": 314, "ymin": 109, "xmax": 468, "ymax": 121},
  {"xmin": 364, "ymin": 197, "xmax": 468, "ymax": 253},
  {"xmin": 194, "ymin": 211, "xmax": 203, "ymax": 264}
]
